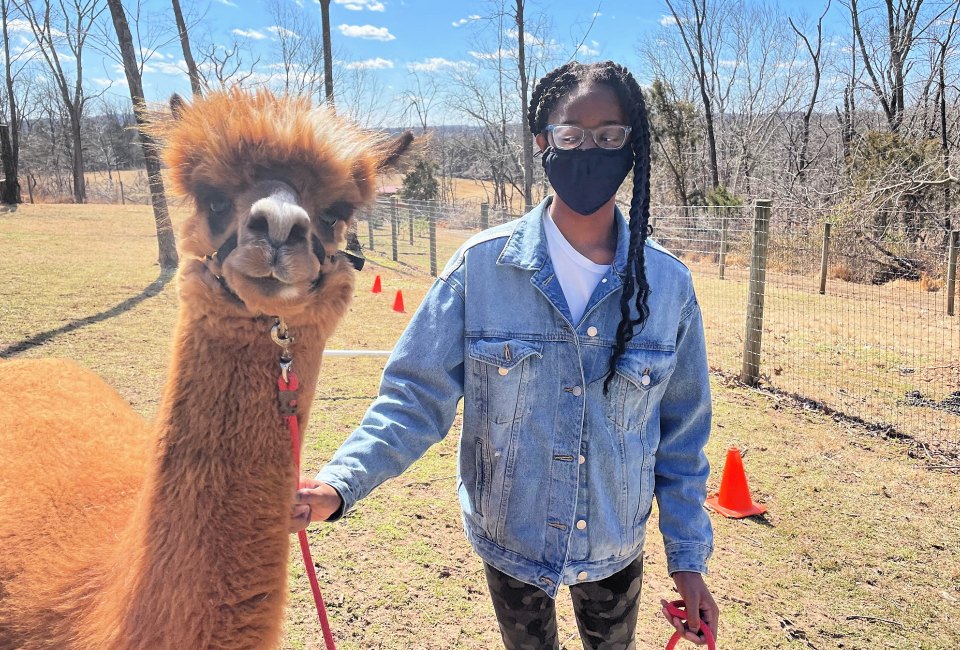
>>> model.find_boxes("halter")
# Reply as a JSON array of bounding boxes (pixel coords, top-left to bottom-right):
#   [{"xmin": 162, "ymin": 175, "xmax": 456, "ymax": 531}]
[{"xmin": 201, "ymin": 230, "xmax": 365, "ymax": 309}]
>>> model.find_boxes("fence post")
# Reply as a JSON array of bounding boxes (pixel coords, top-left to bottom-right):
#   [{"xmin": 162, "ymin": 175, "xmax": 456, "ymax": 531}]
[
  {"xmin": 366, "ymin": 210, "xmax": 375, "ymax": 251},
  {"xmin": 390, "ymin": 197, "xmax": 399, "ymax": 262},
  {"xmin": 741, "ymin": 199, "xmax": 772, "ymax": 386},
  {"xmin": 718, "ymin": 209, "xmax": 728, "ymax": 279},
  {"xmin": 408, "ymin": 203, "xmax": 414, "ymax": 245},
  {"xmin": 819, "ymin": 222, "xmax": 832, "ymax": 295},
  {"xmin": 480, "ymin": 202, "xmax": 489, "ymax": 230},
  {"xmin": 948, "ymin": 229, "xmax": 959, "ymax": 317},
  {"xmin": 429, "ymin": 205, "xmax": 438, "ymax": 277}
]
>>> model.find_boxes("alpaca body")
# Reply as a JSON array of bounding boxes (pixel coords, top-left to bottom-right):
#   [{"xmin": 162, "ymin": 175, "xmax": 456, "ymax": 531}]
[
  {"xmin": 0, "ymin": 89, "xmax": 410, "ymax": 648},
  {"xmin": 0, "ymin": 267, "xmax": 347, "ymax": 648}
]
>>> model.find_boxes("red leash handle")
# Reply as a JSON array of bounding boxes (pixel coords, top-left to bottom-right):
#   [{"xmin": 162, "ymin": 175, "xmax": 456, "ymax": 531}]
[
  {"xmin": 664, "ymin": 600, "xmax": 716, "ymax": 650},
  {"xmin": 281, "ymin": 373, "xmax": 337, "ymax": 650}
]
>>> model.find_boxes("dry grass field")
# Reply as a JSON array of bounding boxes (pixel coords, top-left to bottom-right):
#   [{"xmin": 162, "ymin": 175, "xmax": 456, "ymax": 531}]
[{"xmin": 2, "ymin": 203, "xmax": 959, "ymax": 649}]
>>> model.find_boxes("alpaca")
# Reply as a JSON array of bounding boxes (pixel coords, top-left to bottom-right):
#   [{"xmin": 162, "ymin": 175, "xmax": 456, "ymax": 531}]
[{"xmin": 0, "ymin": 89, "xmax": 412, "ymax": 649}]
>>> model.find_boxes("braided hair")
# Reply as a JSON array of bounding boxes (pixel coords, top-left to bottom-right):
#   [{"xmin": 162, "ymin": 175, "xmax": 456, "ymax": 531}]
[{"xmin": 528, "ymin": 61, "xmax": 653, "ymax": 394}]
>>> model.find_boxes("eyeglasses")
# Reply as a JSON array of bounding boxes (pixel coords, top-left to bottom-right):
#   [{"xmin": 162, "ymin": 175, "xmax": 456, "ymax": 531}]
[{"xmin": 544, "ymin": 124, "xmax": 632, "ymax": 151}]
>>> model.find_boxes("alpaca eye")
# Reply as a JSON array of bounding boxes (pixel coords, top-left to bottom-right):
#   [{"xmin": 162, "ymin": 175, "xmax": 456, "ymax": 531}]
[{"xmin": 209, "ymin": 197, "xmax": 232, "ymax": 215}]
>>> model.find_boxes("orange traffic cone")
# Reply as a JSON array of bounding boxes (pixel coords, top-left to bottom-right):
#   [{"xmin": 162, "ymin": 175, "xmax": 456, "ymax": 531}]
[
  {"xmin": 371, "ymin": 275, "xmax": 382, "ymax": 293},
  {"xmin": 705, "ymin": 447, "xmax": 767, "ymax": 518},
  {"xmin": 392, "ymin": 290, "xmax": 405, "ymax": 313}
]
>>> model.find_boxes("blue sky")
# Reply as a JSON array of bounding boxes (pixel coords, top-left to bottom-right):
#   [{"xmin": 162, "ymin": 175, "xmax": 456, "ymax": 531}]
[{"xmin": 7, "ymin": 0, "xmax": 853, "ymax": 124}]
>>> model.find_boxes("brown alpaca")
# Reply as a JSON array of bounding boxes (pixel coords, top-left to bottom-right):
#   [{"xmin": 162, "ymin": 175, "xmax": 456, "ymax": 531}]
[{"xmin": 0, "ymin": 89, "xmax": 411, "ymax": 649}]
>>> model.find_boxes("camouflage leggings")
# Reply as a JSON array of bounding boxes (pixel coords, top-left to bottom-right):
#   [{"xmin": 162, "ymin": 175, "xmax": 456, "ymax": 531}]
[{"xmin": 483, "ymin": 557, "xmax": 644, "ymax": 650}]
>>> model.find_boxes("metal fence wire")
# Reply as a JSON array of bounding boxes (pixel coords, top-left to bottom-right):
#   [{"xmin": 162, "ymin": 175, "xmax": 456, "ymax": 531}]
[{"xmin": 355, "ymin": 197, "xmax": 960, "ymax": 460}]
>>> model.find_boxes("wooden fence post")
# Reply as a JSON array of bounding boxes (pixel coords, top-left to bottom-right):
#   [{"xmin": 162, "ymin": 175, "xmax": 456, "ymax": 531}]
[
  {"xmin": 819, "ymin": 222, "xmax": 832, "ymax": 295},
  {"xmin": 480, "ymin": 202, "xmax": 489, "ymax": 230},
  {"xmin": 718, "ymin": 210, "xmax": 728, "ymax": 279},
  {"xmin": 390, "ymin": 197, "xmax": 399, "ymax": 262},
  {"xmin": 947, "ymin": 229, "xmax": 959, "ymax": 317},
  {"xmin": 366, "ymin": 210, "xmax": 375, "ymax": 251},
  {"xmin": 741, "ymin": 199, "xmax": 772, "ymax": 386},
  {"xmin": 429, "ymin": 206, "xmax": 438, "ymax": 277},
  {"xmin": 408, "ymin": 203, "xmax": 414, "ymax": 244}
]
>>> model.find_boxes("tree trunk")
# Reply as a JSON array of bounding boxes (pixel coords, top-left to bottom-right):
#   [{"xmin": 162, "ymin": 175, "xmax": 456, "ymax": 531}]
[
  {"xmin": 171, "ymin": 0, "xmax": 202, "ymax": 97},
  {"xmin": 515, "ymin": 0, "xmax": 533, "ymax": 211},
  {"xmin": 319, "ymin": 0, "xmax": 333, "ymax": 106},
  {"xmin": 0, "ymin": 122, "xmax": 20, "ymax": 203},
  {"xmin": 1, "ymin": 0, "xmax": 21, "ymax": 203},
  {"xmin": 106, "ymin": 0, "xmax": 178, "ymax": 270},
  {"xmin": 69, "ymin": 111, "xmax": 86, "ymax": 203}
]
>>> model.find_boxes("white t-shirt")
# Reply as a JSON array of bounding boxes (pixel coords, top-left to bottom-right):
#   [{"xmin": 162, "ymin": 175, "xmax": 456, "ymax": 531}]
[{"xmin": 542, "ymin": 211, "xmax": 611, "ymax": 324}]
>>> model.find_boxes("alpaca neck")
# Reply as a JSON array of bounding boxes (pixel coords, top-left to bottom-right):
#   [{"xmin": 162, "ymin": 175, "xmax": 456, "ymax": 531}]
[{"xmin": 102, "ymin": 310, "xmax": 325, "ymax": 649}]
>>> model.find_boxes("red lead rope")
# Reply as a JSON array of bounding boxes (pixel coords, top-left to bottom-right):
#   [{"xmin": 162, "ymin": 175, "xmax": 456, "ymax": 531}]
[{"xmin": 279, "ymin": 371, "xmax": 338, "ymax": 650}]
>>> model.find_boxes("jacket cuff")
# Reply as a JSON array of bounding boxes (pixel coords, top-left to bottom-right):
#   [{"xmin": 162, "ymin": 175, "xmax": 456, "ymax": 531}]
[
  {"xmin": 665, "ymin": 542, "xmax": 712, "ymax": 576},
  {"xmin": 314, "ymin": 471, "xmax": 355, "ymax": 522}
]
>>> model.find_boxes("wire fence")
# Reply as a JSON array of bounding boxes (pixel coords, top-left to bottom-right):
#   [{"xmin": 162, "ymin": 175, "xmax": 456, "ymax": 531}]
[{"xmin": 355, "ymin": 197, "xmax": 960, "ymax": 461}]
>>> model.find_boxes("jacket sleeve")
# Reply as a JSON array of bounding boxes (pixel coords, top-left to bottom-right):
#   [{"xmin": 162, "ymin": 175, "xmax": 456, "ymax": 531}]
[
  {"xmin": 316, "ymin": 269, "xmax": 466, "ymax": 517},
  {"xmin": 654, "ymin": 292, "xmax": 714, "ymax": 575}
]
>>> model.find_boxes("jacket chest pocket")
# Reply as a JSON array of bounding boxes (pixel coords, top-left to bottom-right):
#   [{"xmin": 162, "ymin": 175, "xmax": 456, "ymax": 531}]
[
  {"xmin": 605, "ymin": 348, "xmax": 677, "ymax": 434},
  {"xmin": 468, "ymin": 339, "xmax": 543, "ymax": 424}
]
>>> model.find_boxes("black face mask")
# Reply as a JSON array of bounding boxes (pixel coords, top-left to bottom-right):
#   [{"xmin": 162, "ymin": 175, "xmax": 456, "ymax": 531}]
[{"xmin": 541, "ymin": 145, "xmax": 634, "ymax": 216}]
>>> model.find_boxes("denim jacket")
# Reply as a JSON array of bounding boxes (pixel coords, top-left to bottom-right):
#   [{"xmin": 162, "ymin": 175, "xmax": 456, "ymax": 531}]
[{"xmin": 317, "ymin": 197, "xmax": 713, "ymax": 597}]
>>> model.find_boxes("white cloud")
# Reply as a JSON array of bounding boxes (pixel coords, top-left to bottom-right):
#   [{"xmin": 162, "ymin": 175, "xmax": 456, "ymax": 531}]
[
  {"xmin": 580, "ymin": 40, "xmax": 600, "ymax": 56},
  {"xmin": 232, "ymin": 28, "xmax": 267, "ymax": 40},
  {"xmin": 143, "ymin": 59, "xmax": 188, "ymax": 75},
  {"xmin": 592, "ymin": 11, "xmax": 602, "ymax": 17},
  {"xmin": 335, "ymin": 0, "xmax": 386, "ymax": 10},
  {"xmin": 505, "ymin": 28, "xmax": 544, "ymax": 47},
  {"xmin": 91, "ymin": 77, "xmax": 115, "ymax": 88},
  {"xmin": 213, "ymin": 0, "xmax": 237, "ymax": 7},
  {"xmin": 407, "ymin": 57, "xmax": 460, "ymax": 72},
  {"xmin": 268, "ymin": 25, "xmax": 300, "ymax": 39},
  {"xmin": 452, "ymin": 14, "xmax": 480, "ymax": 27},
  {"xmin": 338, "ymin": 24, "xmax": 395, "ymax": 41},
  {"xmin": 469, "ymin": 48, "xmax": 516, "ymax": 61},
  {"xmin": 659, "ymin": 14, "xmax": 678, "ymax": 26},
  {"xmin": 345, "ymin": 57, "xmax": 394, "ymax": 69}
]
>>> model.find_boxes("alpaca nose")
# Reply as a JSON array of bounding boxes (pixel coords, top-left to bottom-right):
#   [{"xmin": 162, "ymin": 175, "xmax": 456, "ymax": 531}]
[{"xmin": 246, "ymin": 198, "xmax": 311, "ymax": 249}]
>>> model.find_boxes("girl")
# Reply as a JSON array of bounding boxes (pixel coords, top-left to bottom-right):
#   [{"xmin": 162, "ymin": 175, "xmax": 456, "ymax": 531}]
[{"xmin": 294, "ymin": 60, "xmax": 719, "ymax": 649}]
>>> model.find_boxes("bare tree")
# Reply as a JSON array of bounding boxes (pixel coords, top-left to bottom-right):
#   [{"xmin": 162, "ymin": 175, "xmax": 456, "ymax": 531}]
[
  {"xmin": 104, "ymin": 0, "xmax": 177, "ymax": 269},
  {"xmin": 663, "ymin": 0, "xmax": 728, "ymax": 191},
  {"xmin": 319, "ymin": 0, "xmax": 333, "ymax": 105},
  {"xmin": 14, "ymin": 0, "xmax": 106, "ymax": 203},
  {"xmin": 1, "ymin": 0, "xmax": 30, "ymax": 203},
  {"xmin": 196, "ymin": 36, "xmax": 260, "ymax": 89},
  {"xmin": 788, "ymin": 0, "xmax": 831, "ymax": 182},
  {"xmin": 171, "ymin": 0, "xmax": 201, "ymax": 97},
  {"xmin": 514, "ymin": 0, "xmax": 533, "ymax": 210},
  {"xmin": 848, "ymin": 0, "xmax": 954, "ymax": 133},
  {"xmin": 265, "ymin": 0, "xmax": 324, "ymax": 98}
]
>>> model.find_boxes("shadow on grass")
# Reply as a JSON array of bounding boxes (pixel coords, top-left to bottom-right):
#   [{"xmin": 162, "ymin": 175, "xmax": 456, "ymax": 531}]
[{"xmin": 0, "ymin": 270, "xmax": 175, "ymax": 358}]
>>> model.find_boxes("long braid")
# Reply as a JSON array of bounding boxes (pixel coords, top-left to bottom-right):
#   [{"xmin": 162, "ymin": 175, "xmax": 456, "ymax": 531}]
[{"xmin": 526, "ymin": 61, "xmax": 653, "ymax": 394}]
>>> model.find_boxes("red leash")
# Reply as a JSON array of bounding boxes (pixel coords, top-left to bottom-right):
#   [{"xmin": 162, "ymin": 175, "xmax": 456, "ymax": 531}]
[
  {"xmin": 274, "ymin": 319, "xmax": 337, "ymax": 650},
  {"xmin": 664, "ymin": 600, "xmax": 716, "ymax": 650}
]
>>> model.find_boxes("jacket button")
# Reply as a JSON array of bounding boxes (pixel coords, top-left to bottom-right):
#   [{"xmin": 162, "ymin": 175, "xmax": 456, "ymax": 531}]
[
  {"xmin": 576, "ymin": 519, "xmax": 587, "ymax": 530},
  {"xmin": 578, "ymin": 454, "xmax": 585, "ymax": 465},
  {"xmin": 577, "ymin": 571, "xmax": 589, "ymax": 581},
  {"xmin": 586, "ymin": 326, "xmax": 598, "ymax": 337},
  {"xmin": 571, "ymin": 386, "xmax": 582, "ymax": 397},
  {"xmin": 498, "ymin": 367, "xmax": 509, "ymax": 376},
  {"xmin": 640, "ymin": 373, "xmax": 651, "ymax": 386}
]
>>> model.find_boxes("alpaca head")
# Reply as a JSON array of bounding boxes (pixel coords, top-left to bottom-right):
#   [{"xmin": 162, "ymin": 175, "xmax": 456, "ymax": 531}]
[{"xmin": 156, "ymin": 89, "xmax": 412, "ymax": 318}]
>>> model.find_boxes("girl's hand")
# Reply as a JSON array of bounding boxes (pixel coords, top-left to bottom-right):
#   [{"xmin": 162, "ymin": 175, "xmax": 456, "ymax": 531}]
[
  {"xmin": 289, "ymin": 476, "xmax": 343, "ymax": 533},
  {"xmin": 661, "ymin": 572, "xmax": 719, "ymax": 645}
]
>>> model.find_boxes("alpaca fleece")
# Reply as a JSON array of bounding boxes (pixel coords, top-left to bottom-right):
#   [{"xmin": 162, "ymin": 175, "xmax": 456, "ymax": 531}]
[{"xmin": 0, "ymin": 89, "xmax": 410, "ymax": 649}]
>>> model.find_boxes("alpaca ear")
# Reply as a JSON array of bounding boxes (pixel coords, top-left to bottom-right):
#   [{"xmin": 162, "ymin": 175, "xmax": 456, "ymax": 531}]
[
  {"xmin": 373, "ymin": 131, "xmax": 414, "ymax": 171},
  {"xmin": 170, "ymin": 94, "xmax": 187, "ymax": 120}
]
